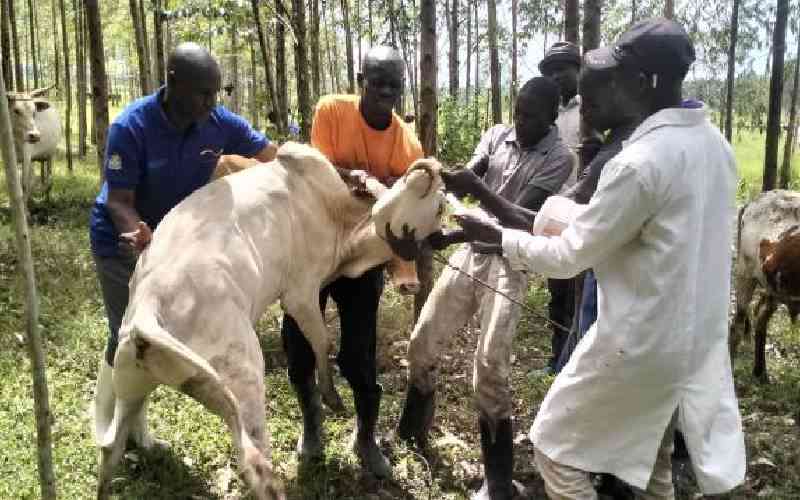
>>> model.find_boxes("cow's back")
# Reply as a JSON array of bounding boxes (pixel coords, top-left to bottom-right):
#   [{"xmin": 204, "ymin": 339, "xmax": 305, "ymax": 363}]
[{"xmin": 737, "ymin": 190, "xmax": 800, "ymax": 283}]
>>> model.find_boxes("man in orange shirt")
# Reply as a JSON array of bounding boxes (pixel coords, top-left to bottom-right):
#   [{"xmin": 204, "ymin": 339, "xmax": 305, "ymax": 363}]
[{"xmin": 281, "ymin": 46, "xmax": 423, "ymax": 479}]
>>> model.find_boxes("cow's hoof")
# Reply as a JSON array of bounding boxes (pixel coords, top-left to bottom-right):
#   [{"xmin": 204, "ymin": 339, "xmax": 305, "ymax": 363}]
[
  {"xmin": 321, "ymin": 389, "xmax": 346, "ymax": 414},
  {"xmin": 352, "ymin": 436, "xmax": 392, "ymax": 479}
]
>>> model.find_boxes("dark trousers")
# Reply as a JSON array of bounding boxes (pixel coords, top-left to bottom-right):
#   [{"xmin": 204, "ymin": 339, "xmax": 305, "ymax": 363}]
[
  {"xmin": 555, "ymin": 270, "xmax": 597, "ymax": 373},
  {"xmin": 281, "ymin": 267, "xmax": 384, "ymax": 394},
  {"xmin": 547, "ymin": 277, "xmax": 575, "ymax": 370},
  {"xmin": 93, "ymin": 254, "xmax": 137, "ymax": 366}
]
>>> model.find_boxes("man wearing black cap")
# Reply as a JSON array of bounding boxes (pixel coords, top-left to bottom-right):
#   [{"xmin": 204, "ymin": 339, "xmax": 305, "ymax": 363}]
[
  {"xmin": 454, "ymin": 18, "xmax": 746, "ymax": 499},
  {"xmin": 536, "ymin": 41, "xmax": 585, "ymax": 374}
]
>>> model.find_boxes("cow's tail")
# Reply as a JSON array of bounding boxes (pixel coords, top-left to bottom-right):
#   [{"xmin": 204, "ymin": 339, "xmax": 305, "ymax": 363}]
[{"xmin": 736, "ymin": 203, "xmax": 748, "ymax": 257}]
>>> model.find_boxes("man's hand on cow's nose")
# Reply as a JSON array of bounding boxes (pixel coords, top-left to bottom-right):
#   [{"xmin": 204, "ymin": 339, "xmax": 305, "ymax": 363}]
[
  {"xmin": 441, "ymin": 169, "xmax": 480, "ymax": 199},
  {"xmin": 119, "ymin": 221, "xmax": 153, "ymax": 256},
  {"xmin": 385, "ymin": 222, "xmax": 420, "ymax": 261}
]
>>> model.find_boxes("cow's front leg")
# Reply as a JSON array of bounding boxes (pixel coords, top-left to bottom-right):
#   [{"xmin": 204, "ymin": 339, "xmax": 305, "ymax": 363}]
[{"xmin": 287, "ymin": 303, "xmax": 345, "ymax": 413}]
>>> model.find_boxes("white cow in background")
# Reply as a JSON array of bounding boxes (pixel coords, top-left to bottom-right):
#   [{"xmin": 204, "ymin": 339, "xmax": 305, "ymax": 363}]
[
  {"xmin": 6, "ymin": 85, "xmax": 62, "ymax": 202},
  {"xmin": 93, "ymin": 142, "xmax": 446, "ymax": 500}
]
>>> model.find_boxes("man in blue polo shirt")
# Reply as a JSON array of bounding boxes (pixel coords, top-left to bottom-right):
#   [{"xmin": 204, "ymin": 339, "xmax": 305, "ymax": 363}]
[{"xmin": 91, "ymin": 43, "xmax": 275, "ymax": 440}]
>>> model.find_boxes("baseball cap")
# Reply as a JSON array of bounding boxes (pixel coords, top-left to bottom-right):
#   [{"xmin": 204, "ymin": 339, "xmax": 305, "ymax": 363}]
[
  {"xmin": 539, "ymin": 41, "xmax": 582, "ymax": 73},
  {"xmin": 584, "ymin": 18, "xmax": 696, "ymax": 80}
]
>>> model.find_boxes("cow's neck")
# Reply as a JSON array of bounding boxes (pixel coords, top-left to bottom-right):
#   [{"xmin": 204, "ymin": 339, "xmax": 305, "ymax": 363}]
[{"xmin": 334, "ymin": 200, "xmax": 394, "ymax": 279}]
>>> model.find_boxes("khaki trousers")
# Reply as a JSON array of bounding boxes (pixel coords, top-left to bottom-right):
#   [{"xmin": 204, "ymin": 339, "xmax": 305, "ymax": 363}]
[{"xmin": 534, "ymin": 417, "xmax": 676, "ymax": 500}]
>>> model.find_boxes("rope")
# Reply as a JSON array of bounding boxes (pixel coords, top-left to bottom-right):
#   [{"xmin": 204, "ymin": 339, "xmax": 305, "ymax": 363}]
[{"xmin": 430, "ymin": 251, "xmax": 572, "ymax": 334}]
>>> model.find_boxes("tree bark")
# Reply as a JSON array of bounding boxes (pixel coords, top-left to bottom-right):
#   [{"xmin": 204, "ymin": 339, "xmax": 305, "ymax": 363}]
[
  {"xmin": 323, "ymin": 0, "xmax": 335, "ymax": 94},
  {"xmin": 275, "ymin": 0, "xmax": 289, "ymax": 133},
  {"xmin": 229, "ymin": 24, "xmax": 240, "ymax": 114},
  {"xmin": 328, "ymin": 0, "xmax": 342, "ymax": 93},
  {"xmin": 0, "ymin": 63, "xmax": 57, "ymax": 500},
  {"xmin": 83, "ymin": 0, "xmax": 109, "ymax": 179},
  {"xmin": 448, "ymin": 0, "xmax": 458, "ymax": 98},
  {"xmin": 59, "ymin": 0, "xmax": 72, "ymax": 172},
  {"xmin": 51, "ymin": 0, "xmax": 61, "ymax": 90},
  {"xmin": 465, "ymin": 0, "xmax": 471, "ymax": 104},
  {"xmin": 583, "ymin": 0, "xmax": 601, "ymax": 54},
  {"xmin": 292, "ymin": 0, "xmax": 311, "ymax": 140},
  {"xmin": 340, "ymin": 0, "xmax": 355, "ymax": 93},
  {"xmin": 723, "ymin": 0, "xmax": 740, "ymax": 143},
  {"xmin": 564, "ymin": 0, "xmax": 579, "ymax": 46},
  {"xmin": 130, "ymin": 0, "xmax": 150, "ymax": 95},
  {"xmin": 138, "ymin": 0, "xmax": 152, "ymax": 90},
  {"xmin": 762, "ymin": 0, "xmax": 788, "ymax": 191},
  {"xmin": 251, "ymin": 0, "xmax": 278, "ymax": 129},
  {"xmin": 27, "ymin": 0, "xmax": 38, "ymax": 88},
  {"xmin": 310, "ymin": 0, "xmax": 321, "ymax": 101},
  {"xmin": 75, "ymin": 0, "xmax": 87, "ymax": 157},
  {"xmin": 473, "ymin": 0, "xmax": 479, "ymax": 127},
  {"xmin": 8, "ymin": 0, "xmax": 22, "ymax": 90},
  {"xmin": 487, "ymin": 0, "xmax": 501, "ymax": 124},
  {"xmin": 368, "ymin": 0, "xmax": 373, "ymax": 44},
  {"xmin": 779, "ymin": 33, "xmax": 800, "ymax": 189},
  {"xmin": 664, "ymin": 0, "xmax": 674, "ymax": 20},
  {"xmin": 1, "ymin": 0, "xmax": 13, "ymax": 89},
  {"xmin": 397, "ymin": 0, "xmax": 418, "ymax": 118},
  {"xmin": 631, "ymin": 0, "xmax": 636, "ymax": 25},
  {"xmin": 509, "ymin": 0, "xmax": 517, "ymax": 122},
  {"xmin": 153, "ymin": 0, "xmax": 166, "ymax": 87}
]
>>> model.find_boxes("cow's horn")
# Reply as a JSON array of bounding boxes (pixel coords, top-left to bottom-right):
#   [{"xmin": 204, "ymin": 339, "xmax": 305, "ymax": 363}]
[
  {"xmin": 30, "ymin": 84, "xmax": 56, "ymax": 97},
  {"xmin": 404, "ymin": 161, "xmax": 436, "ymax": 198}
]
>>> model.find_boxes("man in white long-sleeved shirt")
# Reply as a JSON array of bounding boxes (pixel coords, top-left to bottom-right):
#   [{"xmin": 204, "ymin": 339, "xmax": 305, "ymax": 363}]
[{"xmin": 455, "ymin": 18, "xmax": 745, "ymax": 500}]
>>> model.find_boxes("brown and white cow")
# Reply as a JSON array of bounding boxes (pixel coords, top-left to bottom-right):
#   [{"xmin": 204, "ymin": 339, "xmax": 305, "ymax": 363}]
[
  {"xmin": 93, "ymin": 142, "xmax": 445, "ymax": 500},
  {"xmin": 730, "ymin": 189, "xmax": 800, "ymax": 381},
  {"xmin": 6, "ymin": 86, "xmax": 62, "ymax": 201}
]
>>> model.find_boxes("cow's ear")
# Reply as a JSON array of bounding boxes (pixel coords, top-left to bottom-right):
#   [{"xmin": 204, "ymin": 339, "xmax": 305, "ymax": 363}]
[
  {"xmin": 760, "ymin": 238, "xmax": 777, "ymax": 272},
  {"xmin": 34, "ymin": 99, "xmax": 50, "ymax": 112}
]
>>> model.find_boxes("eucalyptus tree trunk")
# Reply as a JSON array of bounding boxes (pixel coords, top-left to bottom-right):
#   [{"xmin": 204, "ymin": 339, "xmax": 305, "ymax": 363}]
[
  {"xmin": 323, "ymin": 0, "xmax": 335, "ymax": 94},
  {"xmin": 583, "ymin": 0, "xmax": 601, "ymax": 54},
  {"xmin": 487, "ymin": 0, "xmax": 501, "ymax": 124},
  {"xmin": 310, "ymin": 0, "xmax": 321, "ymax": 101},
  {"xmin": 724, "ymin": 0, "xmax": 740, "ymax": 142},
  {"xmin": 249, "ymin": 37, "xmax": 259, "ymax": 129},
  {"xmin": 664, "ymin": 0, "xmax": 674, "ymax": 19},
  {"xmin": 474, "ymin": 0, "xmax": 479, "ymax": 128},
  {"xmin": 327, "ymin": 0, "xmax": 342, "ymax": 93},
  {"xmin": 138, "ymin": 0, "xmax": 152, "ymax": 90},
  {"xmin": 292, "ymin": 0, "xmax": 311, "ymax": 140},
  {"xmin": 8, "ymin": 0, "xmax": 23, "ymax": 90},
  {"xmin": 251, "ymin": 0, "xmax": 278, "ymax": 129},
  {"xmin": 74, "ymin": 0, "xmax": 87, "ymax": 157},
  {"xmin": 340, "ymin": 0, "xmax": 355, "ymax": 93},
  {"xmin": 51, "ymin": 0, "xmax": 61, "ymax": 90},
  {"xmin": 130, "ymin": 0, "xmax": 151, "ymax": 95},
  {"xmin": 275, "ymin": 0, "xmax": 289, "ymax": 133},
  {"xmin": 229, "ymin": 24, "xmax": 240, "ymax": 114},
  {"xmin": 0, "ymin": 64, "xmax": 57, "ymax": 500},
  {"xmin": 397, "ymin": 0, "xmax": 418, "ymax": 117},
  {"xmin": 1, "ymin": 0, "xmax": 13, "ymax": 89},
  {"xmin": 27, "ymin": 0, "xmax": 38, "ymax": 88},
  {"xmin": 448, "ymin": 0, "xmax": 458, "ymax": 98},
  {"xmin": 779, "ymin": 33, "xmax": 800, "ymax": 189},
  {"xmin": 762, "ymin": 0, "xmax": 788, "ymax": 191},
  {"xmin": 564, "ymin": 0, "xmax": 579, "ymax": 46},
  {"xmin": 153, "ymin": 0, "xmax": 166, "ymax": 87},
  {"xmin": 465, "ymin": 0, "xmax": 471, "ymax": 103},
  {"xmin": 83, "ymin": 0, "xmax": 109, "ymax": 179},
  {"xmin": 509, "ymin": 0, "xmax": 517, "ymax": 122},
  {"xmin": 59, "ymin": 0, "xmax": 72, "ymax": 172}
]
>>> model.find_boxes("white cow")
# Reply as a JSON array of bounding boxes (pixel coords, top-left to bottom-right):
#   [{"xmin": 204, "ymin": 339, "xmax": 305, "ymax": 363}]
[
  {"xmin": 93, "ymin": 142, "xmax": 445, "ymax": 499},
  {"xmin": 730, "ymin": 189, "xmax": 800, "ymax": 381},
  {"xmin": 6, "ymin": 85, "xmax": 62, "ymax": 201}
]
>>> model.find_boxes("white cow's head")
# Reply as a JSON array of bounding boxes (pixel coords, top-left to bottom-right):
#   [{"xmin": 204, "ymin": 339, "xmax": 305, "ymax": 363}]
[
  {"xmin": 6, "ymin": 86, "xmax": 54, "ymax": 145},
  {"xmin": 372, "ymin": 158, "xmax": 445, "ymax": 259}
]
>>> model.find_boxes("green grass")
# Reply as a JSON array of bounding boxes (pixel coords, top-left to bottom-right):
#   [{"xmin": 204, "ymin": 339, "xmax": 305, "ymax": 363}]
[
  {"xmin": 0, "ymin": 135, "xmax": 799, "ymax": 499},
  {"xmin": 731, "ymin": 130, "xmax": 800, "ymax": 201}
]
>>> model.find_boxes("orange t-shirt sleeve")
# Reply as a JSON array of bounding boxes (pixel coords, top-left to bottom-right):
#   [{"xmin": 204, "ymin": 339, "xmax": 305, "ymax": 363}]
[{"xmin": 310, "ymin": 100, "xmax": 337, "ymax": 164}]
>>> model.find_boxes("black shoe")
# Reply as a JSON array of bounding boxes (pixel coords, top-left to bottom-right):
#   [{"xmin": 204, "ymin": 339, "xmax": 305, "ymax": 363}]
[
  {"xmin": 472, "ymin": 417, "xmax": 517, "ymax": 500},
  {"xmin": 352, "ymin": 385, "xmax": 392, "ymax": 479},
  {"xmin": 396, "ymin": 385, "xmax": 436, "ymax": 449},
  {"xmin": 293, "ymin": 376, "xmax": 324, "ymax": 461}
]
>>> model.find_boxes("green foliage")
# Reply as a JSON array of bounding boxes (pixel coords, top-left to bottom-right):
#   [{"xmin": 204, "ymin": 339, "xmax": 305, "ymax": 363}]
[{"xmin": 437, "ymin": 95, "xmax": 489, "ymax": 166}]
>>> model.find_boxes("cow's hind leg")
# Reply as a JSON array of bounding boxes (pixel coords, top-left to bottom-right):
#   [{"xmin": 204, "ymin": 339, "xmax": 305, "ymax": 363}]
[
  {"xmin": 181, "ymin": 317, "xmax": 284, "ymax": 500},
  {"xmin": 96, "ymin": 397, "xmax": 147, "ymax": 500},
  {"xmin": 730, "ymin": 276, "xmax": 756, "ymax": 367},
  {"xmin": 753, "ymin": 295, "xmax": 777, "ymax": 382},
  {"xmin": 287, "ymin": 303, "xmax": 345, "ymax": 413}
]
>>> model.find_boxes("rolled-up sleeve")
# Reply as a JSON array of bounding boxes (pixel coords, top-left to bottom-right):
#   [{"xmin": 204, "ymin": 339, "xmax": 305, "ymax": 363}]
[{"xmin": 501, "ymin": 159, "xmax": 654, "ymax": 279}]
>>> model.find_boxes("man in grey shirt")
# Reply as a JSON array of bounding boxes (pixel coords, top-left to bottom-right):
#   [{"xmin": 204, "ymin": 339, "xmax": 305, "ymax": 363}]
[{"xmin": 397, "ymin": 77, "xmax": 575, "ymax": 500}]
